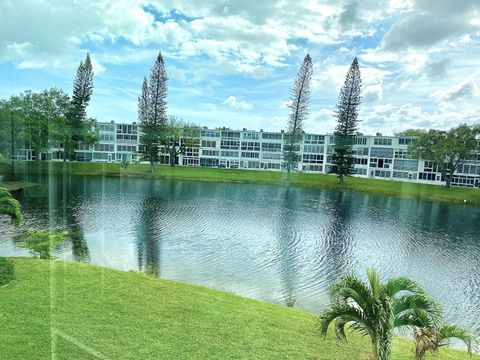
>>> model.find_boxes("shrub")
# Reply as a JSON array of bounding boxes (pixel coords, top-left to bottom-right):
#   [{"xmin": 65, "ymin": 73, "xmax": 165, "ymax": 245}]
[
  {"xmin": 20, "ymin": 230, "xmax": 68, "ymax": 259},
  {"xmin": 0, "ymin": 257, "xmax": 15, "ymax": 286}
]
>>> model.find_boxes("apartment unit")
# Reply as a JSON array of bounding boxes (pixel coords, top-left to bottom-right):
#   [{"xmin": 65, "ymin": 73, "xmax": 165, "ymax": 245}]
[{"xmin": 75, "ymin": 121, "xmax": 140, "ymax": 163}]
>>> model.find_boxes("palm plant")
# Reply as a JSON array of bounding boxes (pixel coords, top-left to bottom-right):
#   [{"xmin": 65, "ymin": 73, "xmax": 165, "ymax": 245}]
[
  {"xmin": 318, "ymin": 269, "xmax": 442, "ymax": 360},
  {"xmin": 414, "ymin": 324, "xmax": 474, "ymax": 359},
  {"xmin": 0, "ymin": 186, "xmax": 22, "ymax": 226}
]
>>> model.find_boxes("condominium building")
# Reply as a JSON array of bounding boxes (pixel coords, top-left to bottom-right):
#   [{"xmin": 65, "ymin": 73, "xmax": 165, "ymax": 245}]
[{"xmin": 17, "ymin": 121, "xmax": 480, "ymax": 188}]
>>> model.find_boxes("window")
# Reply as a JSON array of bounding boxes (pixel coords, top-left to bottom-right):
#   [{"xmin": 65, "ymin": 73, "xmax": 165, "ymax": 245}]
[
  {"xmin": 373, "ymin": 138, "xmax": 392, "ymax": 146},
  {"xmin": 261, "ymin": 133, "xmax": 283, "ymax": 140},
  {"xmin": 243, "ymin": 132, "xmax": 259, "ymax": 140},
  {"xmin": 262, "ymin": 152, "xmax": 281, "ymax": 160},
  {"xmin": 423, "ymin": 161, "xmax": 436, "ymax": 172},
  {"xmin": 201, "ymin": 130, "xmax": 221, "ymax": 138},
  {"xmin": 241, "ymin": 142, "xmax": 260, "ymax": 151},
  {"xmin": 262, "ymin": 162, "xmax": 281, "ymax": 170},
  {"xmin": 370, "ymin": 147, "xmax": 394, "ymax": 158},
  {"xmin": 241, "ymin": 152, "xmax": 259, "ymax": 158},
  {"xmin": 201, "ymin": 140, "xmax": 217, "ymax": 148},
  {"xmin": 354, "ymin": 147, "xmax": 369, "ymax": 156},
  {"xmin": 220, "ymin": 140, "xmax": 240, "ymax": 149},
  {"xmin": 97, "ymin": 144, "xmax": 114, "ymax": 152},
  {"xmin": 355, "ymin": 168, "xmax": 367, "ymax": 175},
  {"xmin": 303, "ymin": 134, "xmax": 325, "ymax": 144},
  {"xmin": 117, "ymin": 145, "xmax": 136, "ymax": 152},
  {"xmin": 394, "ymin": 149, "xmax": 408, "ymax": 159},
  {"xmin": 261, "ymin": 143, "xmax": 282, "ymax": 152},
  {"xmin": 398, "ymin": 138, "xmax": 414, "ymax": 145},
  {"xmin": 201, "ymin": 149, "xmax": 219, "ymax": 157},
  {"xmin": 355, "ymin": 137, "xmax": 367, "ymax": 145},
  {"xmin": 355, "ymin": 158, "xmax": 368, "ymax": 165},
  {"xmin": 303, "ymin": 145, "xmax": 323, "ymax": 153},
  {"xmin": 221, "ymin": 131, "xmax": 241, "ymax": 139},
  {"xmin": 419, "ymin": 172, "xmax": 437, "ymax": 181},
  {"xmin": 302, "ymin": 154, "xmax": 323, "ymax": 164},
  {"xmin": 220, "ymin": 150, "xmax": 239, "ymax": 157},
  {"xmin": 393, "ymin": 159, "xmax": 419, "ymax": 171}
]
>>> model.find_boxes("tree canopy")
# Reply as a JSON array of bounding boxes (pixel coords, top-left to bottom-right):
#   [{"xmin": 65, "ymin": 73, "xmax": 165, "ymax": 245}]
[
  {"xmin": 330, "ymin": 58, "xmax": 362, "ymax": 184},
  {"xmin": 408, "ymin": 124, "xmax": 480, "ymax": 188}
]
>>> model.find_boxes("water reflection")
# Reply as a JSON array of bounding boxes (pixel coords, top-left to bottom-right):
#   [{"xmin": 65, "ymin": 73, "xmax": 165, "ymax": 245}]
[
  {"xmin": 274, "ymin": 187, "xmax": 301, "ymax": 307},
  {"xmin": 136, "ymin": 195, "xmax": 162, "ymax": 277},
  {"xmin": 322, "ymin": 191, "xmax": 354, "ymax": 283}
]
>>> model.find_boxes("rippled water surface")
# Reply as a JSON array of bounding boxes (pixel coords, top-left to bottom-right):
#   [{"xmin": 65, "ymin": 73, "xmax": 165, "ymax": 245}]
[{"xmin": 1, "ymin": 174, "xmax": 479, "ymax": 340}]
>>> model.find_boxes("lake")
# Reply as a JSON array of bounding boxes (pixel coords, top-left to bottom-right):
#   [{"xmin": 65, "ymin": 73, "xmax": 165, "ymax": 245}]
[{"xmin": 1, "ymin": 174, "xmax": 479, "ymax": 341}]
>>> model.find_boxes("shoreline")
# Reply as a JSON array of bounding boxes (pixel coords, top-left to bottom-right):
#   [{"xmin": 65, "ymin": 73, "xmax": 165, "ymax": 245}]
[{"xmin": 3, "ymin": 161, "xmax": 480, "ymax": 205}]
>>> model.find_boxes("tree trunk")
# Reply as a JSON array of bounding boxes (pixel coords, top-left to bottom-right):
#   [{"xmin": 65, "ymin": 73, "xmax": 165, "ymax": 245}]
[
  {"xmin": 446, "ymin": 160, "xmax": 454, "ymax": 189},
  {"xmin": 339, "ymin": 174, "xmax": 344, "ymax": 185},
  {"xmin": 63, "ymin": 145, "xmax": 67, "ymax": 172},
  {"xmin": 371, "ymin": 340, "xmax": 378, "ymax": 360},
  {"xmin": 150, "ymin": 161, "xmax": 155, "ymax": 173},
  {"xmin": 169, "ymin": 148, "xmax": 176, "ymax": 167}
]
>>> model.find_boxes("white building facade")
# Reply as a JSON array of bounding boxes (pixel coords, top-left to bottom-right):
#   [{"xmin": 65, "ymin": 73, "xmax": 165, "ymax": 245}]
[{"xmin": 22, "ymin": 121, "xmax": 480, "ymax": 188}]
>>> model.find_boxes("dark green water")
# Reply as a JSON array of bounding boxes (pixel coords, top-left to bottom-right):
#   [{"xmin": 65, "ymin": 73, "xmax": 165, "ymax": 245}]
[{"xmin": 1, "ymin": 174, "xmax": 479, "ymax": 340}]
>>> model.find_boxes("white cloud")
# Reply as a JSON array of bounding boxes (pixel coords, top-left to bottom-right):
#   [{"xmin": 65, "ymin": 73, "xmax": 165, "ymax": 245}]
[
  {"xmin": 223, "ymin": 96, "xmax": 253, "ymax": 110},
  {"xmin": 432, "ymin": 77, "xmax": 480, "ymax": 103}
]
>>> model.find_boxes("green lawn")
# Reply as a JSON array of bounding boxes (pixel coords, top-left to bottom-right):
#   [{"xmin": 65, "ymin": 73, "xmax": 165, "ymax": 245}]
[
  {"xmin": 0, "ymin": 258, "xmax": 476, "ymax": 359},
  {"xmin": 7, "ymin": 161, "xmax": 480, "ymax": 205}
]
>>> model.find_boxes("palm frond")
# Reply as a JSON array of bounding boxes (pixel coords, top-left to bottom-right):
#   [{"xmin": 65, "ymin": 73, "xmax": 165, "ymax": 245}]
[
  {"xmin": 383, "ymin": 276, "xmax": 425, "ymax": 298},
  {"xmin": 318, "ymin": 302, "xmax": 369, "ymax": 340},
  {"xmin": 366, "ymin": 268, "xmax": 381, "ymax": 300},
  {"xmin": 393, "ymin": 294, "xmax": 443, "ymax": 328},
  {"xmin": 438, "ymin": 324, "xmax": 474, "ymax": 353}
]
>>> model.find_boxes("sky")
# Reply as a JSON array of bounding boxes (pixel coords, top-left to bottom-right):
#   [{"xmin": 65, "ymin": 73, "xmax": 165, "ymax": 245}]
[{"xmin": 1, "ymin": 0, "xmax": 480, "ymax": 136}]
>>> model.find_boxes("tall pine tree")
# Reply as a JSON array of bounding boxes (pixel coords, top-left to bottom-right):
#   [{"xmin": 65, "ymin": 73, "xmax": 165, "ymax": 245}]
[
  {"xmin": 64, "ymin": 53, "xmax": 94, "ymax": 163},
  {"xmin": 138, "ymin": 51, "xmax": 168, "ymax": 173},
  {"xmin": 330, "ymin": 58, "xmax": 362, "ymax": 184},
  {"xmin": 284, "ymin": 54, "xmax": 313, "ymax": 181}
]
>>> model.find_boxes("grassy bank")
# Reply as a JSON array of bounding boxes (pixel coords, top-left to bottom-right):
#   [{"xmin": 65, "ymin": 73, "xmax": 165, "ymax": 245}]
[
  {"xmin": 0, "ymin": 258, "xmax": 475, "ymax": 359},
  {"xmin": 6, "ymin": 161, "xmax": 480, "ymax": 204}
]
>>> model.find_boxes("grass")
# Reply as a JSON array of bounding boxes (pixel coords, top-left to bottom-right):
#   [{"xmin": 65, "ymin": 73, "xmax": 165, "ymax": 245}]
[
  {"xmin": 7, "ymin": 160, "xmax": 480, "ymax": 205},
  {"xmin": 0, "ymin": 258, "xmax": 476, "ymax": 359}
]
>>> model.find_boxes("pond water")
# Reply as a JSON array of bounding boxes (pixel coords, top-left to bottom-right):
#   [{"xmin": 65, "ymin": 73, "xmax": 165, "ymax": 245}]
[{"xmin": 1, "ymin": 174, "xmax": 479, "ymax": 341}]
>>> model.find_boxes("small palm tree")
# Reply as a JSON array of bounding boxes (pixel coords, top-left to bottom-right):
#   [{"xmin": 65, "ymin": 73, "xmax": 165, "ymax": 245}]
[
  {"xmin": 318, "ymin": 269, "xmax": 442, "ymax": 360},
  {"xmin": 414, "ymin": 324, "xmax": 474, "ymax": 359},
  {"xmin": 0, "ymin": 186, "xmax": 22, "ymax": 226}
]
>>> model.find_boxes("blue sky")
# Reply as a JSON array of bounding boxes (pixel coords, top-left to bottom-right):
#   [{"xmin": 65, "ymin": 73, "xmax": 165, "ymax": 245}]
[{"xmin": 1, "ymin": 0, "xmax": 480, "ymax": 135}]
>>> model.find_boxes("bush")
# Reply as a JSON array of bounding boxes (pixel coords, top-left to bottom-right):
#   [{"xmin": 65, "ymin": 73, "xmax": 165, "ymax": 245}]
[
  {"xmin": 20, "ymin": 230, "xmax": 68, "ymax": 259},
  {"xmin": 0, "ymin": 257, "xmax": 15, "ymax": 286}
]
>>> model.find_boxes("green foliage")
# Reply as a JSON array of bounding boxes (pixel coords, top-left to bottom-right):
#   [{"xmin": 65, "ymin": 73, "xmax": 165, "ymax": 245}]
[
  {"xmin": 63, "ymin": 53, "xmax": 96, "ymax": 161},
  {"xmin": 138, "ymin": 52, "xmax": 168, "ymax": 173},
  {"xmin": 161, "ymin": 116, "xmax": 200, "ymax": 166},
  {"xmin": 330, "ymin": 58, "xmax": 362, "ymax": 184},
  {"xmin": 20, "ymin": 230, "xmax": 68, "ymax": 259},
  {"xmin": 0, "ymin": 257, "xmax": 15, "ymax": 286},
  {"xmin": 284, "ymin": 54, "xmax": 313, "ymax": 179},
  {"xmin": 318, "ymin": 269, "xmax": 443, "ymax": 360},
  {"xmin": 414, "ymin": 323, "xmax": 475, "ymax": 359},
  {"xmin": 408, "ymin": 124, "xmax": 480, "ymax": 188},
  {"xmin": 0, "ymin": 88, "xmax": 72, "ymax": 162},
  {"xmin": 0, "ymin": 186, "xmax": 22, "ymax": 226}
]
